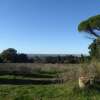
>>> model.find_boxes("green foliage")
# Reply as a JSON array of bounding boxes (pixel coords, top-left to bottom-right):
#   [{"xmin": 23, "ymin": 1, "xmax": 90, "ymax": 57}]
[
  {"xmin": 0, "ymin": 48, "xmax": 17, "ymax": 63},
  {"xmin": 0, "ymin": 48, "xmax": 83, "ymax": 63},
  {"xmin": 89, "ymin": 38, "xmax": 100, "ymax": 60},
  {"xmin": 0, "ymin": 48, "xmax": 29, "ymax": 63},
  {"xmin": 78, "ymin": 15, "xmax": 100, "ymax": 61},
  {"xmin": 78, "ymin": 15, "xmax": 100, "ymax": 37}
]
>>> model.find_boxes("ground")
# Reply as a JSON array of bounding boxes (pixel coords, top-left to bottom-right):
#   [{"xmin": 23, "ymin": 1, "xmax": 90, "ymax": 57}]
[
  {"xmin": 0, "ymin": 81, "xmax": 100, "ymax": 100},
  {"xmin": 0, "ymin": 63, "xmax": 99, "ymax": 100}
]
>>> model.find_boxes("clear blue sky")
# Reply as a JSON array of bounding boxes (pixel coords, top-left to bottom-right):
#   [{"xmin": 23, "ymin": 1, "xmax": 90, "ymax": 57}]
[{"xmin": 0, "ymin": 0, "xmax": 99, "ymax": 54}]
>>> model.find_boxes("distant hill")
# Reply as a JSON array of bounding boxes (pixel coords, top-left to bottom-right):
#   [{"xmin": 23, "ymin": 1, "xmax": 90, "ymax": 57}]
[{"xmin": 27, "ymin": 54, "xmax": 87, "ymax": 58}]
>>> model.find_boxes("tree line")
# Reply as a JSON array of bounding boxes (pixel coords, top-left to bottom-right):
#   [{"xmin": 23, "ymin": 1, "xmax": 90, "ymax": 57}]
[
  {"xmin": 0, "ymin": 48, "xmax": 89, "ymax": 63},
  {"xmin": 0, "ymin": 48, "xmax": 31, "ymax": 63}
]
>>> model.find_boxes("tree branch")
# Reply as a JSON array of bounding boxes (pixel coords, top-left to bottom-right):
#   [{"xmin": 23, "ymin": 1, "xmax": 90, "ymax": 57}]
[{"xmin": 88, "ymin": 25, "xmax": 100, "ymax": 37}]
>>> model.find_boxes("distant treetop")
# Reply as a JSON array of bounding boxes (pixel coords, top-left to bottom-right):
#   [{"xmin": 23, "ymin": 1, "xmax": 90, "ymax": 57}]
[{"xmin": 78, "ymin": 15, "xmax": 100, "ymax": 38}]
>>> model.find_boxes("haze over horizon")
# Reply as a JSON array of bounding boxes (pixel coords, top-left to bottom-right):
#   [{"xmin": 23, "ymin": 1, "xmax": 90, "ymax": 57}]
[{"xmin": 0, "ymin": 0, "xmax": 99, "ymax": 54}]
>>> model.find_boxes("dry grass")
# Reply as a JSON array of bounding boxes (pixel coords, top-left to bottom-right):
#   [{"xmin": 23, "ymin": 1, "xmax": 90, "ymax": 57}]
[{"xmin": 0, "ymin": 63, "xmax": 80, "ymax": 81}]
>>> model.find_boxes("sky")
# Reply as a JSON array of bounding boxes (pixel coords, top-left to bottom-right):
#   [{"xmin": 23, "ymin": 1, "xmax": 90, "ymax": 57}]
[{"xmin": 0, "ymin": 0, "xmax": 99, "ymax": 54}]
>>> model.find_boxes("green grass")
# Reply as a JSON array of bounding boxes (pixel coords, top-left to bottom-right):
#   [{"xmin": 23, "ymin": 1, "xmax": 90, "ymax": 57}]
[
  {"xmin": 0, "ymin": 63, "xmax": 99, "ymax": 100},
  {"xmin": 0, "ymin": 81, "xmax": 99, "ymax": 100}
]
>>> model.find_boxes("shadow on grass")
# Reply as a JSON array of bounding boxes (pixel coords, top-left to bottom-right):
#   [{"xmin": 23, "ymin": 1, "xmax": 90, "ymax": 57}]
[
  {"xmin": 0, "ymin": 78, "xmax": 58, "ymax": 85},
  {"xmin": 92, "ymin": 81, "xmax": 100, "ymax": 92},
  {"xmin": 0, "ymin": 72, "xmax": 56, "ymax": 78}
]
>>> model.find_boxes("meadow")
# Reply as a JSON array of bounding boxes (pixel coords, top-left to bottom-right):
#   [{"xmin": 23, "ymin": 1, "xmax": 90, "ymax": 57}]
[{"xmin": 0, "ymin": 63, "xmax": 99, "ymax": 100}]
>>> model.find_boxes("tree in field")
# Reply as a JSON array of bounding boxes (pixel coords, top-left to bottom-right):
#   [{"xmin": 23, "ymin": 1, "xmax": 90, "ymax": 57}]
[
  {"xmin": 0, "ymin": 48, "xmax": 17, "ymax": 63},
  {"xmin": 78, "ymin": 15, "xmax": 100, "ymax": 59},
  {"xmin": 78, "ymin": 15, "xmax": 100, "ymax": 38}
]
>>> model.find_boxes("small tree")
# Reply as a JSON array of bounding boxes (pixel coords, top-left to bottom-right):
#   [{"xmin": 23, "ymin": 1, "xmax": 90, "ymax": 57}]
[{"xmin": 0, "ymin": 48, "xmax": 17, "ymax": 63}]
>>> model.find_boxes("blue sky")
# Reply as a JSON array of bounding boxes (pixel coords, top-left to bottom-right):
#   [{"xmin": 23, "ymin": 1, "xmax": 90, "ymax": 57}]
[{"xmin": 0, "ymin": 0, "xmax": 99, "ymax": 54}]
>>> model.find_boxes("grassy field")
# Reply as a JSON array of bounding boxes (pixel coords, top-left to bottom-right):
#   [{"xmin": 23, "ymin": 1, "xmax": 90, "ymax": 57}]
[
  {"xmin": 0, "ymin": 63, "xmax": 99, "ymax": 100},
  {"xmin": 0, "ymin": 81, "xmax": 100, "ymax": 100},
  {"xmin": 0, "ymin": 63, "xmax": 80, "ymax": 80}
]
